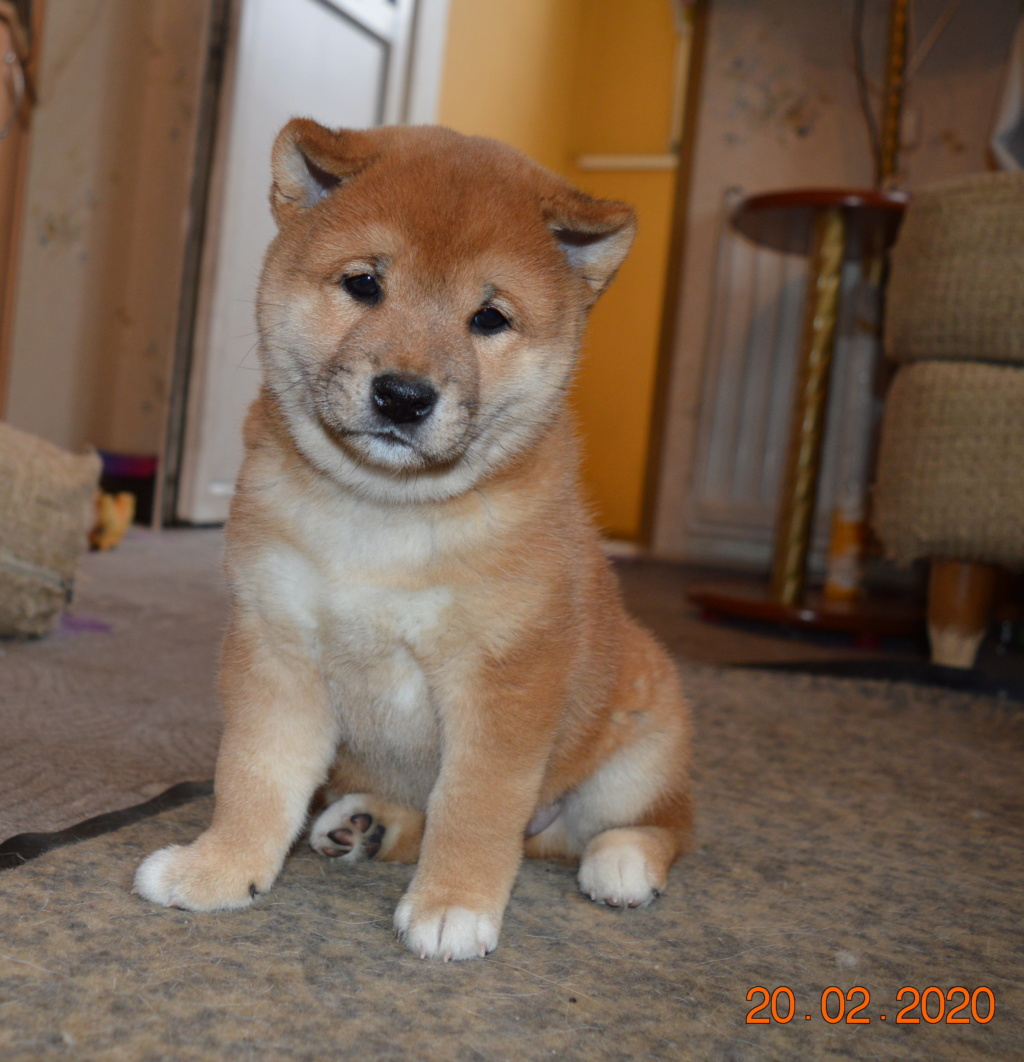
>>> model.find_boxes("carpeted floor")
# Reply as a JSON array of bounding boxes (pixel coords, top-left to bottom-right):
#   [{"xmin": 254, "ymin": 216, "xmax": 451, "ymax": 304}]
[
  {"xmin": 2, "ymin": 665, "xmax": 1022, "ymax": 1059},
  {"xmin": 0, "ymin": 529, "xmax": 225, "ymax": 840},
  {"xmin": 2, "ymin": 530, "xmax": 1023, "ymax": 1059}
]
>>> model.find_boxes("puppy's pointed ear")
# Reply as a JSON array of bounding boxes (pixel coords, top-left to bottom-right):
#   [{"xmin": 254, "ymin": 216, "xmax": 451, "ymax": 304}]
[
  {"xmin": 543, "ymin": 191, "xmax": 637, "ymax": 298},
  {"xmin": 269, "ymin": 118, "xmax": 375, "ymax": 225}
]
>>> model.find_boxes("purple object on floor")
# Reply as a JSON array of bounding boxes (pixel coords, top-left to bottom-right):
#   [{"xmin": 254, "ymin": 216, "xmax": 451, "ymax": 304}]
[{"xmin": 59, "ymin": 614, "xmax": 113, "ymax": 635}]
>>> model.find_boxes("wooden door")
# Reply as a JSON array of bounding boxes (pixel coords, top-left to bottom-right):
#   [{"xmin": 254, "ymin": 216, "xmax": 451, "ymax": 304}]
[
  {"xmin": 0, "ymin": 0, "xmax": 42, "ymax": 414},
  {"xmin": 173, "ymin": 0, "xmax": 426, "ymax": 523}
]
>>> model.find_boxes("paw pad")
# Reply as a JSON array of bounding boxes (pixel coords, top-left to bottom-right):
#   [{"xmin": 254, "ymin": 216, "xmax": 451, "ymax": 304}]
[{"xmin": 316, "ymin": 813, "xmax": 385, "ymax": 860}]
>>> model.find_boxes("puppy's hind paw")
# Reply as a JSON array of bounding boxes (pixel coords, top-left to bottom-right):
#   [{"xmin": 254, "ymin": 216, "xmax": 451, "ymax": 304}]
[
  {"xmin": 310, "ymin": 794, "xmax": 386, "ymax": 861},
  {"xmin": 578, "ymin": 828, "xmax": 667, "ymax": 910}
]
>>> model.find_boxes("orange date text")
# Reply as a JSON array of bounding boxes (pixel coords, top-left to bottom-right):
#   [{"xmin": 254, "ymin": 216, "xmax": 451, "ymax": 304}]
[{"xmin": 745, "ymin": 986, "xmax": 995, "ymax": 1025}]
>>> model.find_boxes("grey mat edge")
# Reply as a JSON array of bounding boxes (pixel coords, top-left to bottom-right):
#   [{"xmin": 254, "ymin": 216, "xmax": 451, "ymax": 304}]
[{"xmin": 0, "ymin": 780, "xmax": 213, "ymax": 872}]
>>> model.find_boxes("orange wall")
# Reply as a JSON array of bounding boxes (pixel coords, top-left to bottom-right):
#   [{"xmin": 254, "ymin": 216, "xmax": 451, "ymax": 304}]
[
  {"xmin": 439, "ymin": 0, "xmax": 685, "ymax": 540},
  {"xmin": 437, "ymin": 0, "xmax": 582, "ymax": 174},
  {"xmin": 565, "ymin": 2, "xmax": 681, "ymax": 540}
]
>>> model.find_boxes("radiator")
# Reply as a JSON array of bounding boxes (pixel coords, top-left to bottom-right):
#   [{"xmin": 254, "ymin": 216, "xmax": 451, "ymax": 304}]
[{"xmin": 684, "ymin": 187, "xmax": 882, "ymax": 573}]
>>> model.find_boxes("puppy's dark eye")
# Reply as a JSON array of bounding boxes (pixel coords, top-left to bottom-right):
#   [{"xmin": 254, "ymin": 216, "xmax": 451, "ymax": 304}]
[
  {"xmin": 343, "ymin": 273, "xmax": 381, "ymax": 303},
  {"xmin": 470, "ymin": 306, "xmax": 509, "ymax": 335}
]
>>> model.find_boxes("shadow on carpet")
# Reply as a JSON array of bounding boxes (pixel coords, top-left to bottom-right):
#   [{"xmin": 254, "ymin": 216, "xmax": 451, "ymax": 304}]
[{"xmin": 1, "ymin": 665, "xmax": 1022, "ymax": 1061}]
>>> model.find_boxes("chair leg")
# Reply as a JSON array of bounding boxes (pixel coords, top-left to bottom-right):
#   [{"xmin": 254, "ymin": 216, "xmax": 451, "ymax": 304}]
[{"xmin": 927, "ymin": 560, "xmax": 997, "ymax": 669}]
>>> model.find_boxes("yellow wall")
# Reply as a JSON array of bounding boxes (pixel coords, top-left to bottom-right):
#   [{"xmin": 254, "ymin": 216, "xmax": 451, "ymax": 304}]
[
  {"xmin": 438, "ymin": 0, "xmax": 684, "ymax": 540},
  {"xmin": 437, "ymin": 0, "xmax": 583, "ymax": 174},
  {"xmin": 565, "ymin": 3, "xmax": 681, "ymax": 541},
  {"xmin": 567, "ymin": 167, "xmax": 677, "ymax": 540}
]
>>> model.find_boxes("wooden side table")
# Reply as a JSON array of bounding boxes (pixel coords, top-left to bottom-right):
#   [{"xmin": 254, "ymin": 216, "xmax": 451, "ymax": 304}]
[{"xmin": 689, "ymin": 187, "xmax": 921, "ymax": 636}]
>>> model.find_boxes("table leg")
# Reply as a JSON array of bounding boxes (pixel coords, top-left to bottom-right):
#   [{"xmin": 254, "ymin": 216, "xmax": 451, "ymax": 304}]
[
  {"xmin": 927, "ymin": 560, "xmax": 996, "ymax": 669},
  {"xmin": 770, "ymin": 206, "xmax": 846, "ymax": 606}
]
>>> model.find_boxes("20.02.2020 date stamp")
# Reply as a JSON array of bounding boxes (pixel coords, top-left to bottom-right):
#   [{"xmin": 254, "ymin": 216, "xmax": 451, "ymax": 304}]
[{"xmin": 746, "ymin": 986, "xmax": 995, "ymax": 1025}]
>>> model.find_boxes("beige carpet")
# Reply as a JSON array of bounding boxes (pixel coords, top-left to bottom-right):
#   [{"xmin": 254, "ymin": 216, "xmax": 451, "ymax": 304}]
[
  {"xmin": 2, "ymin": 664, "xmax": 1022, "ymax": 1060},
  {"xmin": 0, "ymin": 528, "xmax": 225, "ymax": 839},
  {"xmin": 2, "ymin": 528, "xmax": 1023, "ymax": 1059}
]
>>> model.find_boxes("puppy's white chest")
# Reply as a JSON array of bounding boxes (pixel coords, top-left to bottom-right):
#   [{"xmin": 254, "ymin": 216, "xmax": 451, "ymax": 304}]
[
  {"xmin": 254, "ymin": 545, "xmax": 449, "ymax": 778},
  {"xmin": 258, "ymin": 538, "xmax": 450, "ymax": 640}
]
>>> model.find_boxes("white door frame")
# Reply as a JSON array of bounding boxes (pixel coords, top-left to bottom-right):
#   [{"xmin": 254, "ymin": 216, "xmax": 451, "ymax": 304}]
[{"xmin": 165, "ymin": 0, "xmax": 450, "ymax": 524}]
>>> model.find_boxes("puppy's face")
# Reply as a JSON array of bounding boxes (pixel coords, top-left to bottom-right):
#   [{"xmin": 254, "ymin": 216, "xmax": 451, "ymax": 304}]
[{"xmin": 256, "ymin": 121, "xmax": 635, "ymax": 502}]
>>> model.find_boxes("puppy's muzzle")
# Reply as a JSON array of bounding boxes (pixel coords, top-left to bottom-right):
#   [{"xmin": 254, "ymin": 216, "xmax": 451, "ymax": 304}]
[{"xmin": 371, "ymin": 373, "xmax": 438, "ymax": 426}]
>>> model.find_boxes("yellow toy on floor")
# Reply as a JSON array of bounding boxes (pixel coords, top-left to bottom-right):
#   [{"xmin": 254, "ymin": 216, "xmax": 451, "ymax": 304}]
[{"xmin": 90, "ymin": 491, "xmax": 135, "ymax": 551}]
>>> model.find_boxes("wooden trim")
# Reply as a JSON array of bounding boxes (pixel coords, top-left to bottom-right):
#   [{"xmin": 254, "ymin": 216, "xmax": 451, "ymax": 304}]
[
  {"xmin": 156, "ymin": 0, "xmax": 232, "ymax": 526},
  {"xmin": 927, "ymin": 560, "xmax": 997, "ymax": 669},
  {"xmin": 637, "ymin": 0, "xmax": 709, "ymax": 548},
  {"xmin": 575, "ymin": 153, "xmax": 678, "ymax": 172},
  {"xmin": 159, "ymin": 0, "xmax": 241, "ymax": 526}
]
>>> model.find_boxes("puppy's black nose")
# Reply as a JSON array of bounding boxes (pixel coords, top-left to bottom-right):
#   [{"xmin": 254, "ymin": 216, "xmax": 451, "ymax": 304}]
[{"xmin": 371, "ymin": 373, "xmax": 438, "ymax": 425}]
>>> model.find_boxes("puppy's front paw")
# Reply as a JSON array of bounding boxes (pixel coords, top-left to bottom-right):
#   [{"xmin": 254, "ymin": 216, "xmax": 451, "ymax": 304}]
[
  {"xmin": 133, "ymin": 839, "xmax": 276, "ymax": 912},
  {"xmin": 578, "ymin": 829, "xmax": 666, "ymax": 909},
  {"xmin": 393, "ymin": 893, "xmax": 501, "ymax": 961},
  {"xmin": 310, "ymin": 794, "xmax": 386, "ymax": 861}
]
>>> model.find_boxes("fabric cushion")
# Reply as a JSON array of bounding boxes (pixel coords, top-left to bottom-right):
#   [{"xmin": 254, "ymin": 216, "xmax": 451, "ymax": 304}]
[
  {"xmin": 0, "ymin": 421, "xmax": 101, "ymax": 637},
  {"xmin": 872, "ymin": 360, "xmax": 1024, "ymax": 568},
  {"xmin": 885, "ymin": 172, "xmax": 1024, "ymax": 365}
]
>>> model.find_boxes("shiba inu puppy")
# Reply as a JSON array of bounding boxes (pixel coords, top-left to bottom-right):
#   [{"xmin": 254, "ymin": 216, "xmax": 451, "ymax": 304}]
[{"xmin": 134, "ymin": 119, "xmax": 693, "ymax": 960}]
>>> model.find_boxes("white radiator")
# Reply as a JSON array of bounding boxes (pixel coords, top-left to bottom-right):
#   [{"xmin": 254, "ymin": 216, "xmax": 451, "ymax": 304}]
[{"xmin": 684, "ymin": 188, "xmax": 882, "ymax": 572}]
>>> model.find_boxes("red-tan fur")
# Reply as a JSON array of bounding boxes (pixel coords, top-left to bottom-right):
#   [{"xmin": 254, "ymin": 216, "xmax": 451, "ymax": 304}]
[{"xmin": 134, "ymin": 120, "xmax": 692, "ymax": 960}]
